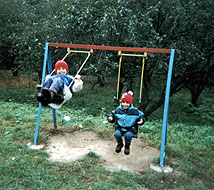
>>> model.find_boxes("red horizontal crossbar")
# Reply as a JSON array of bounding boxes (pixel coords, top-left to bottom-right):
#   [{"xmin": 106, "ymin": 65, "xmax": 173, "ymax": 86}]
[{"xmin": 48, "ymin": 43, "xmax": 171, "ymax": 54}]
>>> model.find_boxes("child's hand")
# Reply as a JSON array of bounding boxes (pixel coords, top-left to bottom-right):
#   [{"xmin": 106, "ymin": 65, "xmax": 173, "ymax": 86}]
[
  {"xmin": 75, "ymin": 74, "xmax": 81, "ymax": 80},
  {"xmin": 137, "ymin": 119, "xmax": 143, "ymax": 124},
  {"xmin": 108, "ymin": 116, "xmax": 113, "ymax": 121}
]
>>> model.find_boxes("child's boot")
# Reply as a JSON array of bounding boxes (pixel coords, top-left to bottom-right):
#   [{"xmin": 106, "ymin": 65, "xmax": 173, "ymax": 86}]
[
  {"xmin": 49, "ymin": 90, "xmax": 55, "ymax": 101},
  {"xmin": 115, "ymin": 142, "xmax": 123, "ymax": 153},
  {"xmin": 36, "ymin": 85, "xmax": 42, "ymax": 93},
  {"xmin": 42, "ymin": 88, "xmax": 54, "ymax": 103},
  {"xmin": 37, "ymin": 93, "xmax": 43, "ymax": 102},
  {"xmin": 124, "ymin": 144, "xmax": 130, "ymax": 155}
]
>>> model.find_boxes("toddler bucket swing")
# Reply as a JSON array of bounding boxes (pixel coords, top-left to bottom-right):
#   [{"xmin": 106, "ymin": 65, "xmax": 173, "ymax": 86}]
[
  {"xmin": 115, "ymin": 51, "xmax": 147, "ymax": 138},
  {"xmin": 41, "ymin": 48, "xmax": 93, "ymax": 109}
]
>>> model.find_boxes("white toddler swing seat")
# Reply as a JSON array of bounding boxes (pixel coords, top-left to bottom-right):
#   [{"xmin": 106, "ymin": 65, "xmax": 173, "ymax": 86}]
[
  {"xmin": 48, "ymin": 84, "xmax": 72, "ymax": 109},
  {"xmin": 49, "ymin": 77, "xmax": 83, "ymax": 109}
]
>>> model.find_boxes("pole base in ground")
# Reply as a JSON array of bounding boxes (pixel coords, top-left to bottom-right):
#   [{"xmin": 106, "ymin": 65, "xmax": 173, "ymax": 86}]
[
  {"xmin": 27, "ymin": 143, "xmax": 44, "ymax": 150},
  {"xmin": 150, "ymin": 163, "xmax": 173, "ymax": 173}
]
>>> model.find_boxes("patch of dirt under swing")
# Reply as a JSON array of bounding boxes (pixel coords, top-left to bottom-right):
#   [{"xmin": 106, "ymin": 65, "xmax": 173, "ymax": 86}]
[{"xmin": 45, "ymin": 131, "xmax": 160, "ymax": 173}]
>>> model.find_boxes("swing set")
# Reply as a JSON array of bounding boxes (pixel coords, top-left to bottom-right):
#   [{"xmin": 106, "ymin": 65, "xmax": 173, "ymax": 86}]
[{"xmin": 34, "ymin": 42, "xmax": 175, "ymax": 168}]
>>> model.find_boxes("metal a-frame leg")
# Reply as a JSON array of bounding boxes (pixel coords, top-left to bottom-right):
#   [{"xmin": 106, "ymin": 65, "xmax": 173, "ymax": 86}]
[
  {"xmin": 46, "ymin": 46, "xmax": 57, "ymax": 129},
  {"xmin": 159, "ymin": 49, "xmax": 175, "ymax": 167},
  {"xmin": 34, "ymin": 42, "xmax": 58, "ymax": 144}
]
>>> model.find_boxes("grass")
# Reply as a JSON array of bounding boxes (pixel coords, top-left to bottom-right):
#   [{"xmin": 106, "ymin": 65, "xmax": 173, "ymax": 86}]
[{"xmin": 0, "ymin": 82, "xmax": 214, "ymax": 189}]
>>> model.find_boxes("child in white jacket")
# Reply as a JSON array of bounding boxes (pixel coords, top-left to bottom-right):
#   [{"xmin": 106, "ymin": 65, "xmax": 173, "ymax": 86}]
[{"xmin": 37, "ymin": 60, "xmax": 83, "ymax": 106}]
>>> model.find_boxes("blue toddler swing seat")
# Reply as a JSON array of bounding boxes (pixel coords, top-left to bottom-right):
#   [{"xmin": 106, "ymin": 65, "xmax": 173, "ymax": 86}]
[{"xmin": 114, "ymin": 51, "xmax": 148, "ymax": 138}]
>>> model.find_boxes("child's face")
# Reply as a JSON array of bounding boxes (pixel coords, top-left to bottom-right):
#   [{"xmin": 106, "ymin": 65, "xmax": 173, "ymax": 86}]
[
  {"xmin": 57, "ymin": 67, "xmax": 67, "ymax": 75},
  {"xmin": 121, "ymin": 101, "xmax": 130, "ymax": 109}
]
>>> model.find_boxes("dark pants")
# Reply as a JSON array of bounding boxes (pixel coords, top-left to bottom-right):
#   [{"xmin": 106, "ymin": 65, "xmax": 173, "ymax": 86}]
[{"xmin": 114, "ymin": 129, "xmax": 135, "ymax": 145}]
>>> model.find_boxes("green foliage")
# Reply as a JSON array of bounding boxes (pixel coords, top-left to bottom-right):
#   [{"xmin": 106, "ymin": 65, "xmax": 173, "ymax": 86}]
[
  {"xmin": 1, "ymin": 0, "xmax": 213, "ymax": 70},
  {"xmin": 1, "ymin": 0, "xmax": 213, "ymax": 110},
  {"xmin": 184, "ymin": 98, "xmax": 214, "ymax": 125}
]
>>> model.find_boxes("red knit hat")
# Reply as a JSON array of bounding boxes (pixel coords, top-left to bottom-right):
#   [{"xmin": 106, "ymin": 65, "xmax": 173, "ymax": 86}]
[
  {"xmin": 55, "ymin": 60, "xmax": 69, "ymax": 73},
  {"xmin": 120, "ymin": 91, "xmax": 133, "ymax": 105}
]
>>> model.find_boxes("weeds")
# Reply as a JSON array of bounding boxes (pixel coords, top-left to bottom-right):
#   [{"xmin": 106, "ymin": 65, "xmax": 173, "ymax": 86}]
[{"xmin": 0, "ymin": 86, "xmax": 214, "ymax": 189}]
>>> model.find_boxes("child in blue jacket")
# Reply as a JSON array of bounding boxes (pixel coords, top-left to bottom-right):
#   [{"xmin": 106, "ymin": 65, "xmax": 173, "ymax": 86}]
[
  {"xmin": 37, "ymin": 60, "xmax": 83, "ymax": 106},
  {"xmin": 107, "ymin": 91, "xmax": 145, "ymax": 155}
]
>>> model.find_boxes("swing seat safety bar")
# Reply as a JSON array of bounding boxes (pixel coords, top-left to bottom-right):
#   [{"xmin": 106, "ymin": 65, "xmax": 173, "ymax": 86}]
[
  {"xmin": 62, "ymin": 48, "xmax": 93, "ymax": 61},
  {"xmin": 118, "ymin": 51, "xmax": 147, "ymax": 57}
]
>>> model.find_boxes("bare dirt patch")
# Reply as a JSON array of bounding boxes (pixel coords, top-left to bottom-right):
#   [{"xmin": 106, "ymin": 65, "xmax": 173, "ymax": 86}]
[
  {"xmin": 0, "ymin": 70, "xmax": 38, "ymax": 88},
  {"xmin": 45, "ymin": 131, "xmax": 160, "ymax": 173}
]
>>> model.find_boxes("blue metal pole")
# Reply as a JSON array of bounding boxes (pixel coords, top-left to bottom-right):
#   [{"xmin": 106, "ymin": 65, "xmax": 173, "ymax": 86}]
[
  {"xmin": 52, "ymin": 108, "xmax": 57, "ymax": 128},
  {"xmin": 34, "ymin": 42, "xmax": 49, "ymax": 144},
  {"xmin": 47, "ymin": 49, "xmax": 57, "ymax": 128},
  {"xmin": 47, "ymin": 48, "xmax": 52, "ymax": 74},
  {"xmin": 160, "ymin": 49, "xmax": 175, "ymax": 167},
  {"xmin": 34, "ymin": 103, "xmax": 42, "ymax": 144},
  {"xmin": 41, "ymin": 42, "xmax": 49, "ymax": 82}
]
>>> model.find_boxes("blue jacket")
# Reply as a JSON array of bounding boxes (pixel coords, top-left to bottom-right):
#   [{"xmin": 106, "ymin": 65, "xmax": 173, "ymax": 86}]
[
  {"xmin": 108, "ymin": 104, "xmax": 145, "ymax": 133},
  {"xmin": 52, "ymin": 74, "xmax": 74, "ymax": 92}
]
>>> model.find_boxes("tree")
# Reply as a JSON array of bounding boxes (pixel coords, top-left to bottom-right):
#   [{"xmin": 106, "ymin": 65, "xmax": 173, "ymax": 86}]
[{"xmin": 0, "ymin": 0, "xmax": 213, "ymax": 115}]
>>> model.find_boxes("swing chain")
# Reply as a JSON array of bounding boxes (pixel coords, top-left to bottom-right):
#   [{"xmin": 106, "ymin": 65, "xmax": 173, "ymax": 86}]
[{"xmin": 116, "ymin": 51, "xmax": 147, "ymax": 104}]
